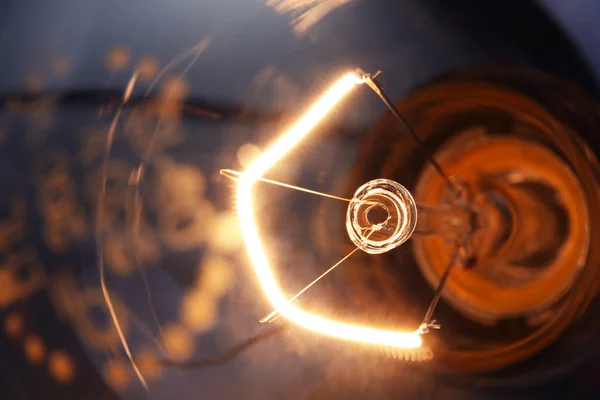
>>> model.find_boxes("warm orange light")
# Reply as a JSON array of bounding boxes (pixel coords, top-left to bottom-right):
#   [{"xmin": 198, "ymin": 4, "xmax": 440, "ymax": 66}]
[{"xmin": 236, "ymin": 72, "xmax": 422, "ymax": 348}]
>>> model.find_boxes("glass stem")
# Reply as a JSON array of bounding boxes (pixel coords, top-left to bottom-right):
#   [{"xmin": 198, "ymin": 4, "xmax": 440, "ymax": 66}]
[{"xmin": 414, "ymin": 203, "xmax": 473, "ymax": 241}]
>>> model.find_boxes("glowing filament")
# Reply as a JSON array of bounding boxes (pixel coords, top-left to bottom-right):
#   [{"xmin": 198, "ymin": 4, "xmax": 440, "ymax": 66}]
[{"xmin": 236, "ymin": 72, "xmax": 422, "ymax": 349}]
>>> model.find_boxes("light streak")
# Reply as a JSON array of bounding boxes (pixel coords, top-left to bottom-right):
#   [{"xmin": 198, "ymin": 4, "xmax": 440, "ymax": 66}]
[{"xmin": 235, "ymin": 72, "xmax": 422, "ymax": 349}]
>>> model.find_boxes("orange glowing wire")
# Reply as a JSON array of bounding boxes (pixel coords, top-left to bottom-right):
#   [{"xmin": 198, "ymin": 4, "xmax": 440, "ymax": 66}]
[{"xmin": 235, "ymin": 72, "xmax": 422, "ymax": 349}]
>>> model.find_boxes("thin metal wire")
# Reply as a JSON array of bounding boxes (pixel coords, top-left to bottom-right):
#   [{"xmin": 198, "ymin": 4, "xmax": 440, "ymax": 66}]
[
  {"xmin": 96, "ymin": 71, "xmax": 148, "ymax": 389},
  {"xmin": 362, "ymin": 72, "xmax": 456, "ymax": 192},
  {"xmin": 125, "ymin": 41, "xmax": 212, "ymax": 363},
  {"xmin": 220, "ymin": 169, "xmax": 352, "ymax": 202},
  {"xmin": 360, "ymin": 70, "xmax": 467, "ymax": 332},
  {"xmin": 420, "ymin": 244, "xmax": 461, "ymax": 332},
  {"xmin": 260, "ymin": 247, "xmax": 361, "ymax": 323},
  {"xmin": 220, "ymin": 169, "xmax": 378, "ymax": 324},
  {"xmin": 159, "ymin": 324, "xmax": 288, "ymax": 369}
]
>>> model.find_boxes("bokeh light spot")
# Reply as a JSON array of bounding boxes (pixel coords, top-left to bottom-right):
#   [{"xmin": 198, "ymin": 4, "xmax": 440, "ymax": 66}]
[
  {"xmin": 24, "ymin": 335, "xmax": 46, "ymax": 365},
  {"xmin": 4, "ymin": 312, "xmax": 24, "ymax": 338},
  {"xmin": 162, "ymin": 323, "xmax": 195, "ymax": 361},
  {"xmin": 180, "ymin": 291, "xmax": 218, "ymax": 333},
  {"xmin": 51, "ymin": 57, "xmax": 70, "ymax": 76},
  {"xmin": 137, "ymin": 57, "xmax": 160, "ymax": 80},
  {"xmin": 199, "ymin": 255, "xmax": 234, "ymax": 297},
  {"xmin": 103, "ymin": 359, "xmax": 132, "ymax": 391},
  {"xmin": 237, "ymin": 143, "xmax": 262, "ymax": 169},
  {"xmin": 136, "ymin": 347, "xmax": 163, "ymax": 381},
  {"xmin": 48, "ymin": 350, "xmax": 75, "ymax": 384},
  {"xmin": 25, "ymin": 73, "xmax": 43, "ymax": 92},
  {"xmin": 209, "ymin": 212, "xmax": 243, "ymax": 253},
  {"xmin": 106, "ymin": 46, "xmax": 131, "ymax": 71},
  {"xmin": 160, "ymin": 77, "xmax": 189, "ymax": 102}
]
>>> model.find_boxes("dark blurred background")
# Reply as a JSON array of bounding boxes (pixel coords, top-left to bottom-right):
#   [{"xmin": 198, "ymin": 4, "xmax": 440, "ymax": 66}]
[{"xmin": 2, "ymin": 1, "xmax": 600, "ymax": 399}]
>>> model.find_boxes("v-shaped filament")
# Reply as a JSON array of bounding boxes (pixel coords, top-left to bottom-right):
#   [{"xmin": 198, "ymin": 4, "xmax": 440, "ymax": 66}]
[{"xmin": 225, "ymin": 71, "xmax": 468, "ymax": 358}]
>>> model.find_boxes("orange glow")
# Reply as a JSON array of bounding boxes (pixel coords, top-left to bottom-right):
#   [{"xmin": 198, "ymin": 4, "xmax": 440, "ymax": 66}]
[{"xmin": 48, "ymin": 350, "xmax": 75, "ymax": 384}]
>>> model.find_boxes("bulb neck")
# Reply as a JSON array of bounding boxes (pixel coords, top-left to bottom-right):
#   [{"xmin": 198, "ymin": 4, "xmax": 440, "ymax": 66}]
[{"xmin": 414, "ymin": 203, "xmax": 473, "ymax": 242}]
